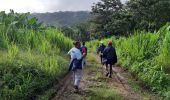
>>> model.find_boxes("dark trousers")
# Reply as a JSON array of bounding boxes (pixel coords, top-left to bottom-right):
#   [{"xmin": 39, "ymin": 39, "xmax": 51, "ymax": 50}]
[
  {"xmin": 106, "ymin": 63, "xmax": 113, "ymax": 77},
  {"xmin": 100, "ymin": 55, "xmax": 103, "ymax": 64}
]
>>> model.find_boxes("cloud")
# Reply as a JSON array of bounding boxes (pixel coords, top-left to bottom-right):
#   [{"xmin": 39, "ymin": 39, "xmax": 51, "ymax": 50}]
[
  {"xmin": 0, "ymin": 0, "xmax": 60, "ymax": 13},
  {"xmin": 54, "ymin": 0, "xmax": 127, "ymax": 11},
  {"xmin": 55, "ymin": 0, "xmax": 99, "ymax": 11},
  {"xmin": 0, "ymin": 0, "xmax": 127, "ymax": 13}
]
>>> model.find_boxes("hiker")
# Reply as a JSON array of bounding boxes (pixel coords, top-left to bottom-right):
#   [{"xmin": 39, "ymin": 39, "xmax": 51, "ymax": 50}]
[
  {"xmin": 97, "ymin": 41, "xmax": 106, "ymax": 64},
  {"xmin": 103, "ymin": 41, "xmax": 117, "ymax": 78},
  {"xmin": 81, "ymin": 42, "xmax": 87, "ymax": 68},
  {"xmin": 68, "ymin": 41, "xmax": 85, "ymax": 92}
]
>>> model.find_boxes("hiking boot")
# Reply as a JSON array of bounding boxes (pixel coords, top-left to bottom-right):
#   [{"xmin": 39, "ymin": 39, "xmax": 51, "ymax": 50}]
[
  {"xmin": 105, "ymin": 72, "xmax": 109, "ymax": 77},
  {"xmin": 74, "ymin": 85, "xmax": 79, "ymax": 93},
  {"xmin": 109, "ymin": 75, "xmax": 112, "ymax": 78},
  {"xmin": 74, "ymin": 85, "xmax": 78, "ymax": 89}
]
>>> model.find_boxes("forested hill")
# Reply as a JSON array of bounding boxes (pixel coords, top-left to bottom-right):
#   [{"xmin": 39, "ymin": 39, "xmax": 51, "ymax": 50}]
[{"xmin": 31, "ymin": 11, "xmax": 91, "ymax": 27}]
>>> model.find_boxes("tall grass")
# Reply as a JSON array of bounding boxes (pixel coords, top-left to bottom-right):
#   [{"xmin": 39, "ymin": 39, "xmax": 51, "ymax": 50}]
[
  {"xmin": 88, "ymin": 23, "xmax": 170, "ymax": 98},
  {"xmin": 0, "ymin": 11, "xmax": 72, "ymax": 99}
]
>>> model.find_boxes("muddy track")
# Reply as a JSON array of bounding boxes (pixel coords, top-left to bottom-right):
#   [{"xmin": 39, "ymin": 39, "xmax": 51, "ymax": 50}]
[
  {"xmin": 51, "ymin": 66, "xmax": 142, "ymax": 100},
  {"xmin": 51, "ymin": 72, "xmax": 73, "ymax": 100},
  {"xmin": 95, "ymin": 62, "xmax": 142, "ymax": 100},
  {"xmin": 51, "ymin": 53, "xmax": 156, "ymax": 100},
  {"xmin": 94, "ymin": 54, "xmax": 142, "ymax": 100},
  {"xmin": 112, "ymin": 67, "xmax": 142, "ymax": 100}
]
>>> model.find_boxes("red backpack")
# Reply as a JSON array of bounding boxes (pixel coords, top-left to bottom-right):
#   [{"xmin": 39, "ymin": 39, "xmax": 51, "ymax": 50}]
[{"xmin": 82, "ymin": 47, "xmax": 86, "ymax": 54}]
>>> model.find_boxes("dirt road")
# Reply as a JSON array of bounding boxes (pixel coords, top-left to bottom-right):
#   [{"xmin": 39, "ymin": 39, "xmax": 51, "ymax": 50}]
[{"xmin": 51, "ymin": 53, "xmax": 158, "ymax": 100}]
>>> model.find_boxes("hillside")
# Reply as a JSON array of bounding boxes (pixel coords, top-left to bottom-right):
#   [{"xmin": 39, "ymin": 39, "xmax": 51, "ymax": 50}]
[{"xmin": 31, "ymin": 11, "xmax": 91, "ymax": 27}]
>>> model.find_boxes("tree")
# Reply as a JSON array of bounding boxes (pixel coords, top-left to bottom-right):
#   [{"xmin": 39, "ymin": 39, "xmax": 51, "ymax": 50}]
[
  {"xmin": 61, "ymin": 23, "xmax": 91, "ymax": 41},
  {"xmin": 90, "ymin": 0, "xmax": 170, "ymax": 37},
  {"xmin": 127, "ymin": 0, "xmax": 170, "ymax": 31},
  {"xmin": 106, "ymin": 8, "xmax": 135, "ymax": 36},
  {"xmin": 61, "ymin": 26, "xmax": 75, "ymax": 38},
  {"xmin": 91, "ymin": 0, "xmax": 123, "ymax": 36}
]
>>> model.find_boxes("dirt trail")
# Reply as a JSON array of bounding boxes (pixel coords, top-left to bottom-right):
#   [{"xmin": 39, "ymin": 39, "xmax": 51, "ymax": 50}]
[{"xmin": 51, "ymin": 54, "xmax": 154, "ymax": 100}]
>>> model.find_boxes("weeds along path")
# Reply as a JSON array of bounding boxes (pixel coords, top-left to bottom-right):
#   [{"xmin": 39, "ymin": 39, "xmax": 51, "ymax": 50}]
[{"xmin": 51, "ymin": 53, "xmax": 157, "ymax": 100}]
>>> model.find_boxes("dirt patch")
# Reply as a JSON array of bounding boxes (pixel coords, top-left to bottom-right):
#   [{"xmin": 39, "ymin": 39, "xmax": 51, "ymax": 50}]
[{"xmin": 51, "ymin": 53, "xmax": 158, "ymax": 100}]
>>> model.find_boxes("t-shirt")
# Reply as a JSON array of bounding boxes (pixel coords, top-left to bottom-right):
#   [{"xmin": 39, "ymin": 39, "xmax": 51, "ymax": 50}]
[{"xmin": 68, "ymin": 47, "xmax": 82, "ymax": 60}]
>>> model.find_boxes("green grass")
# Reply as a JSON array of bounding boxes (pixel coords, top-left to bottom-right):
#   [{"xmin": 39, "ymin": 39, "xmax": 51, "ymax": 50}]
[
  {"xmin": 0, "ymin": 11, "xmax": 72, "ymax": 99},
  {"xmin": 0, "ymin": 49, "xmax": 69, "ymax": 99},
  {"xmin": 87, "ymin": 53, "xmax": 99, "ymax": 65},
  {"xmin": 86, "ymin": 87, "xmax": 123, "ymax": 100},
  {"xmin": 37, "ymin": 88, "xmax": 56, "ymax": 100},
  {"xmin": 88, "ymin": 23, "xmax": 170, "ymax": 98}
]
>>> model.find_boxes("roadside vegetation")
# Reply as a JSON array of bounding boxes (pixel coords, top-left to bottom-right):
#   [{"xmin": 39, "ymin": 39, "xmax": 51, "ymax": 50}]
[
  {"xmin": 0, "ymin": 10, "xmax": 72, "ymax": 99},
  {"xmin": 88, "ymin": 24, "xmax": 170, "ymax": 99}
]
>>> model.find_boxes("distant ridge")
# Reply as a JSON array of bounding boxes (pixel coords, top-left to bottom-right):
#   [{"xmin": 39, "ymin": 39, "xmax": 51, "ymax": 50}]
[{"xmin": 31, "ymin": 11, "xmax": 91, "ymax": 27}]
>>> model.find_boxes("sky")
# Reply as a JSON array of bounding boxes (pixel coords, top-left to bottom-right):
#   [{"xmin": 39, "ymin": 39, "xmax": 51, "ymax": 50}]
[{"xmin": 0, "ymin": 0, "xmax": 127, "ymax": 13}]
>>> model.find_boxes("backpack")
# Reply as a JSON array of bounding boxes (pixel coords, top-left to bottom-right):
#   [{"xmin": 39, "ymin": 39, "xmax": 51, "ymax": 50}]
[
  {"xmin": 82, "ymin": 47, "xmax": 86, "ymax": 54},
  {"xmin": 98, "ymin": 44, "xmax": 106, "ymax": 53},
  {"xmin": 81, "ymin": 46, "xmax": 87, "ymax": 56},
  {"xmin": 103, "ymin": 46, "xmax": 117, "ymax": 64}
]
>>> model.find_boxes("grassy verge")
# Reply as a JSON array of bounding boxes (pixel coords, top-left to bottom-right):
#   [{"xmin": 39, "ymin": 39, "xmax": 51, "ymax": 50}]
[
  {"xmin": 127, "ymin": 77, "xmax": 162, "ymax": 100},
  {"xmin": 0, "ymin": 11, "xmax": 73, "ymax": 99},
  {"xmin": 0, "ymin": 50, "xmax": 69, "ymax": 100}
]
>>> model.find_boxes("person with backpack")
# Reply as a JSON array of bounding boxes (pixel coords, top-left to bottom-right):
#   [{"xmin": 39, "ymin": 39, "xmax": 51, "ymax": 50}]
[
  {"xmin": 103, "ymin": 41, "xmax": 117, "ymax": 78},
  {"xmin": 68, "ymin": 41, "xmax": 85, "ymax": 92},
  {"xmin": 81, "ymin": 42, "xmax": 87, "ymax": 68},
  {"xmin": 97, "ymin": 41, "xmax": 106, "ymax": 64}
]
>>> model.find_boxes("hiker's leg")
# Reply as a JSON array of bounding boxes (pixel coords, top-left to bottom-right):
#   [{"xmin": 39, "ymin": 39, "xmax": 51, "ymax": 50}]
[
  {"xmin": 74, "ymin": 69, "xmax": 82, "ymax": 88},
  {"xmin": 100, "ymin": 55, "xmax": 103, "ymax": 64},
  {"xmin": 82, "ymin": 58, "xmax": 85, "ymax": 69},
  {"xmin": 82, "ymin": 57, "xmax": 86, "ymax": 68},
  {"xmin": 109, "ymin": 64, "xmax": 113, "ymax": 78},
  {"xmin": 84, "ymin": 57, "xmax": 86, "ymax": 65},
  {"xmin": 106, "ymin": 64, "xmax": 109, "ymax": 72},
  {"xmin": 73, "ymin": 71, "xmax": 76, "ymax": 85},
  {"xmin": 105, "ymin": 64, "xmax": 109, "ymax": 77}
]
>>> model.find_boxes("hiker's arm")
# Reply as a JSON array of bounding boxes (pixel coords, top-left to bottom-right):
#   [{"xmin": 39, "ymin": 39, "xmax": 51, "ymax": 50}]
[{"xmin": 82, "ymin": 53, "xmax": 86, "ymax": 58}]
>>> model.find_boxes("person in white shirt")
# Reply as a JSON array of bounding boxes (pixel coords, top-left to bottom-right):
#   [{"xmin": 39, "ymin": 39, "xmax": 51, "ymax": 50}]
[{"xmin": 68, "ymin": 41, "xmax": 85, "ymax": 92}]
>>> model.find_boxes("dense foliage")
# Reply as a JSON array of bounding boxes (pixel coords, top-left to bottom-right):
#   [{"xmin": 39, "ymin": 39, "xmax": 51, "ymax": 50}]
[
  {"xmin": 88, "ymin": 24, "xmax": 170, "ymax": 99},
  {"xmin": 61, "ymin": 23, "xmax": 91, "ymax": 41},
  {"xmin": 0, "ymin": 10, "xmax": 72, "ymax": 99},
  {"xmin": 91, "ymin": 0, "xmax": 170, "ymax": 37}
]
